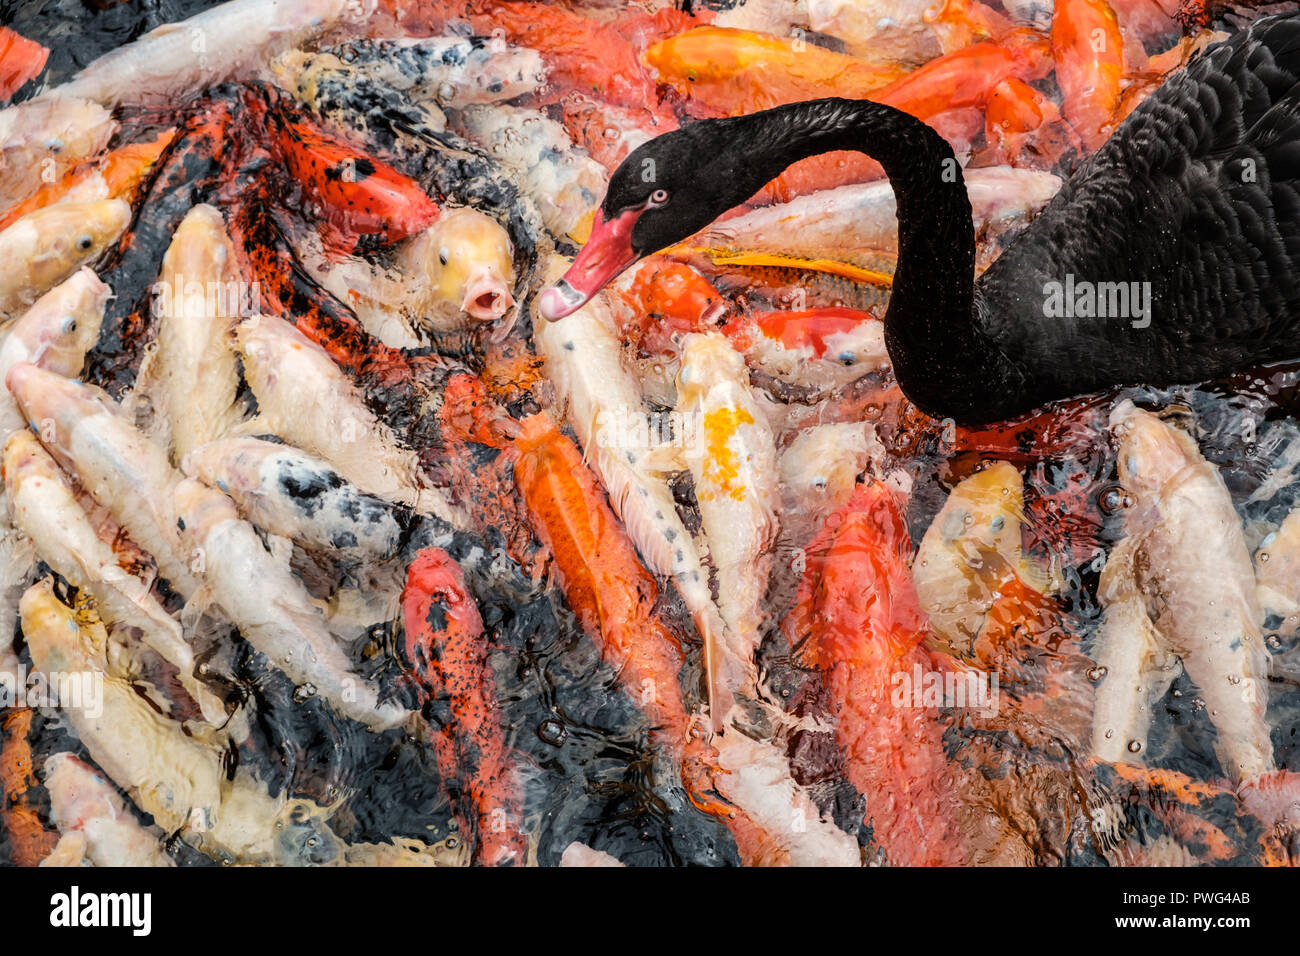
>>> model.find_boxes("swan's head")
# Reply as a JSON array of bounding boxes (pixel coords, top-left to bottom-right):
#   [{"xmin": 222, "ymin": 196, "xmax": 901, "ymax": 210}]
[{"xmin": 538, "ymin": 123, "xmax": 740, "ymax": 321}]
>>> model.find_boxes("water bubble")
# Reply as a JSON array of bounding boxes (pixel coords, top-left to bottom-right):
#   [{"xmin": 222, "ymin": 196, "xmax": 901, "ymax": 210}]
[
  {"xmin": 1087, "ymin": 665, "xmax": 1108, "ymax": 681},
  {"xmin": 1259, "ymin": 552, "xmax": 1270, "ymax": 563},
  {"xmin": 1127, "ymin": 740, "xmax": 1142, "ymax": 753},
  {"xmin": 292, "ymin": 683, "xmax": 317, "ymax": 703},
  {"xmin": 538, "ymin": 717, "xmax": 567, "ymax": 746}
]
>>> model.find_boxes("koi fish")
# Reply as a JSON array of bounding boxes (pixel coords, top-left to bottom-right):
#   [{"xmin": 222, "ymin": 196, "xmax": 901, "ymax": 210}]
[
  {"xmin": 510, "ymin": 412, "xmax": 699, "ymax": 771},
  {"xmin": 4, "ymin": 430, "xmax": 226, "ymax": 725},
  {"xmin": 0, "ymin": 709, "xmax": 59, "ymax": 865},
  {"xmin": 47, "ymin": 0, "xmax": 375, "ymax": 106},
  {"xmin": 234, "ymin": 314, "xmax": 456, "ymax": 519},
  {"xmin": 783, "ymin": 481, "xmax": 971, "ymax": 866},
  {"xmin": 174, "ymin": 477, "xmax": 412, "ymax": 731},
  {"xmin": 0, "ymin": 267, "xmax": 109, "ymax": 438},
  {"xmin": 273, "ymin": 112, "xmax": 440, "ymax": 254},
  {"xmin": 913, "ymin": 461, "xmax": 1054, "ymax": 655},
  {"xmin": 1091, "ymin": 537, "xmax": 1182, "ymax": 763},
  {"xmin": 315, "ymin": 35, "xmax": 546, "ymax": 105},
  {"xmin": 401, "ymin": 548, "xmax": 526, "ymax": 866},
  {"xmin": 673, "ymin": 333, "xmax": 779, "ymax": 712},
  {"xmin": 141, "ymin": 203, "xmax": 246, "ymax": 465},
  {"xmin": 183, "ymin": 437, "xmax": 404, "ymax": 558},
  {"xmin": 1255, "ymin": 502, "xmax": 1300, "ymax": 638},
  {"xmin": 777, "ymin": 421, "xmax": 883, "ymax": 547},
  {"xmin": 88, "ymin": 94, "xmax": 242, "ymax": 396},
  {"xmin": 0, "ymin": 200, "xmax": 130, "ymax": 318},
  {"xmin": 308, "ymin": 206, "xmax": 516, "ymax": 348},
  {"xmin": 984, "ymin": 77, "xmax": 1078, "ymax": 168},
  {"xmin": 7, "ymin": 363, "xmax": 200, "ymax": 597},
  {"xmin": 810, "ymin": 0, "xmax": 1020, "ymax": 62},
  {"xmin": 0, "ymin": 128, "xmax": 175, "ymax": 233},
  {"xmin": 688, "ymin": 166, "xmax": 1063, "ymax": 262},
  {"xmin": 0, "ymin": 97, "xmax": 115, "ymax": 209},
  {"xmin": 723, "ymin": 307, "xmax": 890, "ymax": 395},
  {"xmin": 643, "ymin": 26, "xmax": 910, "ymax": 114},
  {"xmin": 1111, "ymin": 401, "xmax": 1274, "ymax": 782},
  {"xmin": 617, "ymin": 257, "xmax": 733, "ymax": 356},
  {"xmin": 43, "ymin": 753, "xmax": 175, "ymax": 867},
  {"xmin": 449, "ymin": 104, "xmax": 607, "ymax": 239},
  {"xmin": 0, "ymin": 27, "xmax": 48, "ymax": 102},
  {"xmin": 1052, "ymin": 0, "xmax": 1126, "ymax": 153}
]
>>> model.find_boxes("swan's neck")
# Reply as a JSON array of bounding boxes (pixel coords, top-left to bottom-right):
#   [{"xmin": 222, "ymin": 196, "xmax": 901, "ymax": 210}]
[{"xmin": 715, "ymin": 99, "xmax": 1007, "ymax": 419}]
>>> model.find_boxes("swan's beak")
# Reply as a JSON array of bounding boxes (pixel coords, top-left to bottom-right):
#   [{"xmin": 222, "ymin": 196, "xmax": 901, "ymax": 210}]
[{"xmin": 537, "ymin": 207, "xmax": 641, "ymax": 320}]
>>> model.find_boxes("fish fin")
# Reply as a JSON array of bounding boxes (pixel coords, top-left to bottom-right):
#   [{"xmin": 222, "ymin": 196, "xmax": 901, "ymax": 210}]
[
  {"xmin": 641, "ymin": 440, "xmax": 686, "ymax": 473},
  {"xmin": 1018, "ymin": 555, "xmax": 1058, "ymax": 595}
]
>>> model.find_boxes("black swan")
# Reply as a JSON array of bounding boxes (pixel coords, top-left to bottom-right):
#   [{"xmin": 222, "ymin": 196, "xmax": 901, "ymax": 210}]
[{"xmin": 536, "ymin": 15, "xmax": 1300, "ymax": 426}]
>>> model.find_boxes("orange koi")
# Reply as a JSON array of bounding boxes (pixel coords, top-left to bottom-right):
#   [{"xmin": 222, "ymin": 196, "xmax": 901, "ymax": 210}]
[
  {"xmin": 984, "ymin": 77, "xmax": 1078, "ymax": 168},
  {"xmin": 644, "ymin": 26, "xmax": 910, "ymax": 115},
  {"xmin": 620, "ymin": 257, "xmax": 732, "ymax": 354},
  {"xmin": 1052, "ymin": 0, "xmax": 1126, "ymax": 153},
  {"xmin": 273, "ymin": 114, "xmax": 439, "ymax": 254},
  {"xmin": 0, "ymin": 27, "xmax": 48, "ymax": 101},
  {"xmin": 0, "ymin": 710, "xmax": 58, "ymax": 865},
  {"xmin": 402, "ymin": 548, "xmax": 526, "ymax": 866},
  {"xmin": 784, "ymin": 481, "xmax": 970, "ymax": 865},
  {"xmin": 0, "ymin": 128, "xmax": 176, "ymax": 233},
  {"xmin": 511, "ymin": 412, "xmax": 693, "ymax": 750},
  {"xmin": 758, "ymin": 31, "xmax": 1051, "ymax": 201}
]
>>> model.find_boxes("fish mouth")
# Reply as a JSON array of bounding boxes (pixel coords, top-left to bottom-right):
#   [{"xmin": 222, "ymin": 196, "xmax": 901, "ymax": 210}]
[
  {"xmin": 461, "ymin": 275, "xmax": 514, "ymax": 322},
  {"xmin": 536, "ymin": 207, "xmax": 641, "ymax": 321}
]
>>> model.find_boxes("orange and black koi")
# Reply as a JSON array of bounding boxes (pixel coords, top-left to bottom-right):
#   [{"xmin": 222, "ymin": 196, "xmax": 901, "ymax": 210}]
[
  {"xmin": 402, "ymin": 547, "xmax": 527, "ymax": 866},
  {"xmin": 270, "ymin": 109, "xmax": 439, "ymax": 256},
  {"xmin": 0, "ymin": 710, "xmax": 58, "ymax": 865}
]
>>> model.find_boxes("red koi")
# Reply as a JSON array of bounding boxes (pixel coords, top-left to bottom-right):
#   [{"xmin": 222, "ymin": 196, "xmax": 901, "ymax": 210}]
[
  {"xmin": 731, "ymin": 307, "xmax": 875, "ymax": 359},
  {"xmin": 402, "ymin": 548, "xmax": 527, "ymax": 866},
  {"xmin": 784, "ymin": 481, "xmax": 970, "ymax": 865},
  {"xmin": 0, "ymin": 27, "xmax": 48, "ymax": 102}
]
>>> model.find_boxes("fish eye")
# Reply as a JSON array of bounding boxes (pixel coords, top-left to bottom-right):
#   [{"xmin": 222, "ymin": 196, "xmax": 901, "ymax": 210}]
[
  {"xmin": 685, "ymin": 69, "xmax": 697, "ymax": 82},
  {"xmin": 649, "ymin": 189, "xmax": 669, "ymax": 207},
  {"xmin": 60, "ymin": 315, "xmax": 77, "ymax": 334},
  {"xmin": 990, "ymin": 515, "xmax": 1005, "ymax": 532},
  {"xmin": 76, "ymin": 235, "xmax": 93, "ymax": 252},
  {"xmin": 438, "ymin": 246, "xmax": 450, "ymax": 266}
]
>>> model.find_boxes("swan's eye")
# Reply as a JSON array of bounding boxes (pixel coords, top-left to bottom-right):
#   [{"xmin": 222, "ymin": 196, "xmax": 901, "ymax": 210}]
[
  {"xmin": 76, "ymin": 235, "xmax": 93, "ymax": 252},
  {"xmin": 648, "ymin": 189, "xmax": 669, "ymax": 207},
  {"xmin": 438, "ymin": 246, "xmax": 450, "ymax": 266},
  {"xmin": 685, "ymin": 69, "xmax": 697, "ymax": 82},
  {"xmin": 60, "ymin": 315, "xmax": 77, "ymax": 334}
]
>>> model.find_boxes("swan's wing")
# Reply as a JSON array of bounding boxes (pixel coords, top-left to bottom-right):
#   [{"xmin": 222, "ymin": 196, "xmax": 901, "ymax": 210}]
[{"xmin": 979, "ymin": 15, "xmax": 1300, "ymax": 401}]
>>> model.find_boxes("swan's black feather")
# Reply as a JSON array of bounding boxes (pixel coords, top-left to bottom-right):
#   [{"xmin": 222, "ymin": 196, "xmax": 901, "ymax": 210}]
[{"xmin": 976, "ymin": 15, "xmax": 1300, "ymax": 417}]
